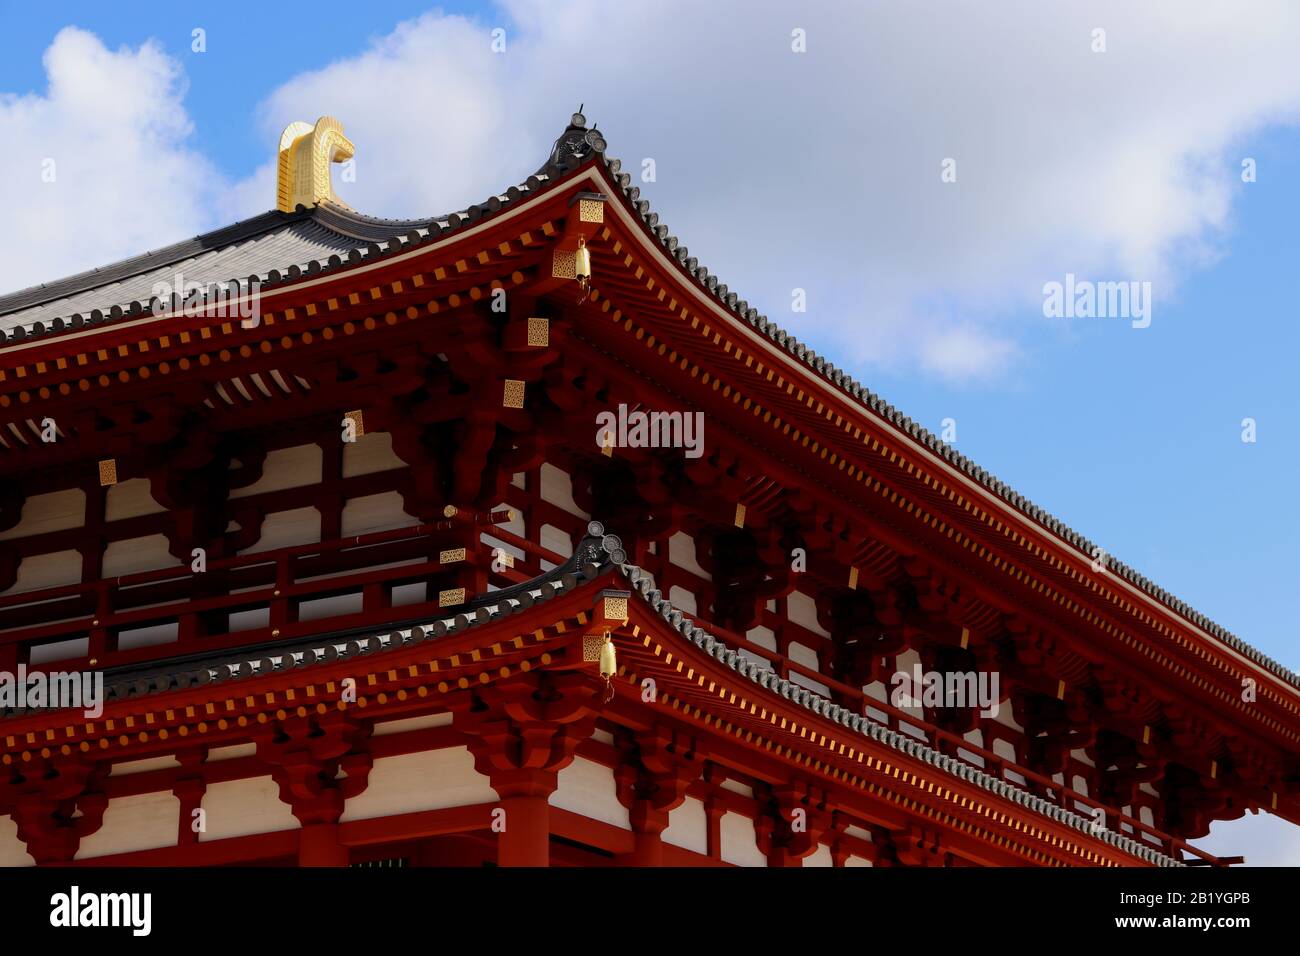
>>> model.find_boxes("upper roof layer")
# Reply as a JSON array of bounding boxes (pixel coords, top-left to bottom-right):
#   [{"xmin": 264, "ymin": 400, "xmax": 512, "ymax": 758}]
[
  {"xmin": 0, "ymin": 116, "xmax": 604, "ymax": 337},
  {"xmin": 0, "ymin": 204, "xmax": 484, "ymax": 333},
  {"xmin": 0, "ymin": 112, "xmax": 1292, "ymax": 696},
  {"xmin": 1, "ymin": 211, "xmax": 338, "ymax": 331}
]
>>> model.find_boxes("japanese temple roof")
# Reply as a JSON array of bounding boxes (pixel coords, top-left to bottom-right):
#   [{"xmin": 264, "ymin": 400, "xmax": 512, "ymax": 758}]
[
  {"xmin": 0, "ymin": 118, "xmax": 602, "ymax": 337},
  {"xmin": 8, "ymin": 523, "xmax": 1182, "ymax": 867},
  {"xmin": 0, "ymin": 203, "xmax": 507, "ymax": 333},
  {"xmin": 0, "ymin": 112, "xmax": 1292, "ymax": 695},
  {"xmin": 0, "ymin": 210, "xmax": 352, "ymax": 331}
]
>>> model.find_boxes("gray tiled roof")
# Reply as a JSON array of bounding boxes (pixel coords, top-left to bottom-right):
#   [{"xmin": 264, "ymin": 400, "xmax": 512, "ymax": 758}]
[
  {"xmin": 0, "ymin": 117, "xmax": 604, "ymax": 340},
  {"xmin": 80, "ymin": 524, "xmax": 615, "ymax": 705},
  {"xmin": 0, "ymin": 214, "xmax": 361, "ymax": 333},
  {"xmin": 0, "ymin": 112, "xmax": 1290, "ymax": 699}
]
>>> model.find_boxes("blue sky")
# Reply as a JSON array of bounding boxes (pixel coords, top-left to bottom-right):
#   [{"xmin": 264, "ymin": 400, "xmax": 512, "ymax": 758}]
[
  {"xmin": 1, "ymin": 1, "xmax": 1298, "ymax": 861},
  {"xmin": 0, "ymin": 1, "xmax": 472, "ymax": 177}
]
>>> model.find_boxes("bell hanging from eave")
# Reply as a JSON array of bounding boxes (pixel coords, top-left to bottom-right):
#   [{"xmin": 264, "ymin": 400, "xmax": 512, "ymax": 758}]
[
  {"xmin": 575, "ymin": 236, "xmax": 592, "ymax": 303},
  {"xmin": 599, "ymin": 632, "xmax": 617, "ymax": 702}
]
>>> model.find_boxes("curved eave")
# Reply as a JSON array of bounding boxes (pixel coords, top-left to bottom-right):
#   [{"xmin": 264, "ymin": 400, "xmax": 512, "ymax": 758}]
[
  {"xmin": 577, "ymin": 154, "xmax": 1300, "ymax": 701},
  {"xmin": 0, "ymin": 526, "xmax": 615, "ymax": 726},
  {"xmin": 613, "ymin": 553, "xmax": 1181, "ymax": 868}
]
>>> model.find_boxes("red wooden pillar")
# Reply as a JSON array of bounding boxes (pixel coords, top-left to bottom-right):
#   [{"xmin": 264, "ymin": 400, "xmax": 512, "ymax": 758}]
[
  {"xmin": 269, "ymin": 553, "xmax": 293, "ymax": 635},
  {"xmin": 493, "ymin": 772, "xmax": 556, "ymax": 867},
  {"xmin": 828, "ymin": 812, "xmax": 851, "ymax": 867},
  {"xmin": 613, "ymin": 726, "xmax": 702, "ymax": 867},
  {"xmin": 0, "ymin": 759, "xmax": 106, "ymax": 865},
  {"xmin": 255, "ymin": 714, "xmax": 372, "ymax": 868},
  {"xmin": 454, "ymin": 672, "xmax": 598, "ymax": 868},
  {"xmin": 624, "ymin": 805, "xmax": 669, "ymax": 867},
  {"xmin": 87, "ymin": 580, "xmax": 111, "ymax": 663},
  {"xmin": 702, "ymin": 764, "xmax": 726, "ymax": 861},
  {"xmin": 756, "ymin": 781, "xmax": 830, "ymax": 868},
  {"xmin": 704, "ymin": 800, "xmax": 724, "ymax": 861},
  {"xmin": 299, "ymin": 822, "xmax": 350, "ymax": 867},
  {"xmin": 173, "ymin": 750, "xmax": 207, "ymax": 847}
]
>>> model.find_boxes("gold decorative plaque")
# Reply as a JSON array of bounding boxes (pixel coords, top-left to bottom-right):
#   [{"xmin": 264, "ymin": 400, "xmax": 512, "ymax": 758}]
[
  {"xmin": 527, "ymin": 317, "xmax": 550, "ymax": 347},
  {"xmin": 438, "ymin": 588, "xmax": 466, "ymax": 608}
]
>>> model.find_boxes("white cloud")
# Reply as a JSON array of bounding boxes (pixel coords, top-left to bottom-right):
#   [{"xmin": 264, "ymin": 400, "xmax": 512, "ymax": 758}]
[
  {"xmin": 1201, "ymin": 809, "xmax": 1300, "ymax": 866},
  {"xmin": 9, "ymin": 2, "xmax": 1300, "ymax": 382},
  {"xmin": 223, "ymin": 0, "xmax": 1300, "ymax": 381},
  {"xmin": 0, "ymin": 27, "xmax": 222, "ymax": 298},
  {"xmin": 222, "ymin": 12, "xmax": 531, "ymax": 223},
  {"xmin": 917, "ymin": 322, "xmax": 1021, "ymax": 381}
]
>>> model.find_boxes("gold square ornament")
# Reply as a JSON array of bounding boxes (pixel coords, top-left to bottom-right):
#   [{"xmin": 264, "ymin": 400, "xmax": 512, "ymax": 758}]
[
  {"xmin": 578, "ymin": 199, "xmax": 605, "ymax": 224},
  {"xmin": 502, "ymin": 380, "xmax": 525, "ymax": 409},
  {"xmin": 98, "ymin": 459, "xmax": 118, "ymax": 487},
  {"xmin": 345, "ymin": 409, "xmax": 365, "ymax": 437},
  {"xmin": 438, "ymin": 588, "xmax": 466, "ymax": 608},
  {"xmin": 526, "ymin": 317, "xmax": 550, "ymax": 347},
  {"xmin": 583, "ymin": 635, "xmax": 607, "ymax": 662},
  {"xmin": 602, "ymin": 595, "xmax": 628, "ymax": 623},
  {"xmin": 552, "ymin": 249, "xmax": 577, "ymax": 280}
]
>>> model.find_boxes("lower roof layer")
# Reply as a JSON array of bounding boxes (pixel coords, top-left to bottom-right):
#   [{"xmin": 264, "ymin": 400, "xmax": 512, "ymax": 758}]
[{"xmin": 0, "ymin": 521, "xmax": 1180, "ymax": 867}]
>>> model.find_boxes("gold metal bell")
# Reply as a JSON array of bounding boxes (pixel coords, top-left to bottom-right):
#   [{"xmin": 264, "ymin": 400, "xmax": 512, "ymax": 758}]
[
  {"xmin": 599, "ymin": 633, "xmax": 617, "ymax": 681},
  {"xmin": 599, "ymin": 632, "xmax": 617, "ymax": 702},
  {"xmin": 575, "ymin": 237, "xmax": 592, "ymax": 283},
  {"xmin": 575, "ymin": 237, "xmax": 592, "ymax": 304}
]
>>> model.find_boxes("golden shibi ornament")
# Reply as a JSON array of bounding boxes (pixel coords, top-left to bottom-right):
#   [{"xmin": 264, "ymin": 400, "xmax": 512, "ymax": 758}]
[{"xmin": 276, "ymin": 116, "xmax": 355, "ymax": 212}]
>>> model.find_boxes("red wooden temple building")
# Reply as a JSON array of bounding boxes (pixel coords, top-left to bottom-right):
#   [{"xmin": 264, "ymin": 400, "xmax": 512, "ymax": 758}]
[{"xmin": 0, "ymin": 112, "xmax": 1295, "ymax": 867}]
